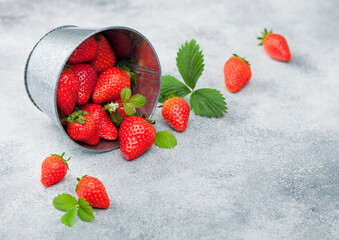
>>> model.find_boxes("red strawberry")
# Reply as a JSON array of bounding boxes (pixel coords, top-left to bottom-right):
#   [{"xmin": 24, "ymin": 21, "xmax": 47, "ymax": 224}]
[
  {"xmin": 119, "ymin": 116, "xmax": 156, "ymax": 160},
  {"xmin": 41, "ymin": 152, "xmax": 70, "ymax": 187},
  {"xmin": 90, "ymin": 34, "xmax": 116, "ymax": 72},
  {"xmin": 162, "ymin": 97, "xmax": 190, "ymax": 132},
  {"xmin": 223, "ymin": 54, "xmax": 252, "ymax": 93},
  {"xmin": 76, "ymin": 176, "xmax": 110, "ymax": 209},
  {"xmin": 114, "ymin": 99, "xmax": 136, "ymax": 119},
  {"xmin": 109, "ymin": 32, "xmax": 132, "ymax": 59},
  {"xmin": 67, "ymin": 36, "xmax": 98, "ymax": 64},
  {"xmin": 137, "ymin": 40, "xmax": 158, "ymax": 69},
  {"xmin": 70, "ymin": 64, "xmax": 98, "ymax": 105},
  {"xmin": 92, "ymin": 67, "xmax": 130, "ymax": 104},
  {"xmin": 66, "ymin": 109, "xmax": 99, "ymax": 145},
  {"xmin": 258, "ymin": 29, "xmax": 291, "ymax": 62},
  {"xmin": 83, "ymin": 103, "xmax": 118, "ymax": 140},
  {"xmin": 57, "ymin": 66, "xmax": 79, "ymax": 116}
]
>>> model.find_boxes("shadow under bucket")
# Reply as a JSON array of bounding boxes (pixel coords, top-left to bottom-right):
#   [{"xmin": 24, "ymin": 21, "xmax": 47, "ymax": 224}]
[{"xmin": 25, "ymin": 25, "xmax": 161, "ymax": 152}]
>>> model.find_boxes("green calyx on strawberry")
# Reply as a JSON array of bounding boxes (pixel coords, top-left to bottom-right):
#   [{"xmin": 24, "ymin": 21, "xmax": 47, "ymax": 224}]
[
  {"xmin": 51, "ymin": 152, "xmax": 71, "ymax": 170},
  {"xmin": 160, "ymin": 39, "xmax": 227, "ymax": 118},
  {"xmin": 63, "ymin": 64, "xmax": 71, "ymax": 71},
  {"xmin": 75, "ymin": 175, "xmax": 87, "ymax": 192},
  {"xmin": 64, "ymin": 108, "xmax": 88, "ymax": 124},
  {"xmin": 232, "ymin": 53, "xmax": 250, "ymax": 66},
  {"xmin": 257, "ymin": 28, "xmax": 272, "ymax": 46},
  {"xmin": 140, "ymin": 114, "xmax": 156, "ymax": 125},
  {"xmin": 94, "ymin": 35, "xmax": 102, "ymax": 41},
  {"xmin": 52, "ymin": 193, "xmax": 95, "ymax": 227},
  {"xmin": 117, "ymin": 60, "xmax": 141, "ymax": 87}
]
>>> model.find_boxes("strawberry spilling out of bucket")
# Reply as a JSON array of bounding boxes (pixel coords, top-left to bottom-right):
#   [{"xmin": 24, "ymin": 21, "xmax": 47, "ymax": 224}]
[{"xmin": 56, "ymin": 33, "xmax": 177, "ymax": 159}]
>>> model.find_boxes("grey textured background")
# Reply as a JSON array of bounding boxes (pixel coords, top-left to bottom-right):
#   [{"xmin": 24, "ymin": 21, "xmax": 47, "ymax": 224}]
[{"xmin": 0, "ymin": 0, "xmax": 338, "ymax": 239}]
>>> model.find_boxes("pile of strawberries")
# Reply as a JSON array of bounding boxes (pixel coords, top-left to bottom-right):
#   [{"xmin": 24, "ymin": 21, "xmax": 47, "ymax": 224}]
[{"xmin": 57, "ymin": 33, "xmax": 162, "ymax": 160}]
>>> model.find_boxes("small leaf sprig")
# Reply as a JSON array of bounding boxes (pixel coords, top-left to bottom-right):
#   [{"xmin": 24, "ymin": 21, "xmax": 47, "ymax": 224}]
[
  {"xmin": 53, "ymin": 193, "xmax": 95, "ymax": 227},
  {"xmin": 102, "ymin": 87, "xmax": 146, "ymax": 126},
  {"xmin": 160, "ymin": 39, "xmax": 227, "ymax": 118}
]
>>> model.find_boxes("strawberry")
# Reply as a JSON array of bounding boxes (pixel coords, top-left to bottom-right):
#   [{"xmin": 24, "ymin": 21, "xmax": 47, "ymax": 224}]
[
  {"xmin": 109, "ymin": 32, "xmax": 132, "ymax": 59},
  {"xmin": 67, "ymin": 36, "xmax": 98, "ymax": 64},
  {"xmin": 223, "ymin": 54, "xmax": 252, "ymax": 93},
  {"xmin": 66, "ymin": 109, "xmax": 100, "ymax": 145},
  {"xmin": 76, "ymin": 176, "xmax": 110, "ymax": 209},
  {"xmin": 90, "ymin": 34, "xmax": 116, "ymax": 72},
  {"xmin": 258, "ymin": 29, "xmax": 291, "ymax": 62},
  {"xmin": 70, "ymin": 64, "xmax": 98, "ymax": 105},
  {"xmin": 92, "ymin": 67, "xmax": 130, "ymax": 104},
  {"xmin": 83, "ymin": 103, "xmax": 118, "ymax": 140},
  {"xmin": 41, "ymin": 152, "xmax": 70, "ymax": 187},
  {"xmin": 162, "ymin": 97, "xmax": 190, "ymax": 132},
  {"xmin": 119, "ymin": 116, "xmax": 156, "ymax": 160},
  {"xmin": 114, "ymin": 99, "xmax": 136, "ymax": 119},
  {"xmin": 137, "ymin": 40, "xmax": 158, "ymax": 69},
  {"xmin": 57, "ymin": 66, "xmax": 79, "ymax": 116}
]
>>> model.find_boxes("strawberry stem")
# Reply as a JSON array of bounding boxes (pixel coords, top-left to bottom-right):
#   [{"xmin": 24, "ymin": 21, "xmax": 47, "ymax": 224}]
[
  {"xmin": 64, "ymin": 65, "xmax": 71, "ymax": 71},
  {"xmin": 66, "ymin": 108, "xmax": 88, "ymax": 124},
  {"xmin": 50, "ymin": 152, "xmax": 71, "ymax": 170},
  {"xmin": 75, "ymin": 175, "xmax": 88, "ymax": 192},
  {"xmin": 233, "ymin": 54, "xmax": 250, "ymax": 66},
  {"xmin": 94, "ymin": 35, "xmax": 102, "ymax": 41},
  {"xmin": 258, "ymin": 28, "xmax": 272, "ymax": 45}
]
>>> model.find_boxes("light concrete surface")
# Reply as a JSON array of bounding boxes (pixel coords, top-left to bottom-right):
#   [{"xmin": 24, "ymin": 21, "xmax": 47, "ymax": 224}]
[{"xmin": 0, "ymin": 0, "xmax": 338, "ymax": 239}]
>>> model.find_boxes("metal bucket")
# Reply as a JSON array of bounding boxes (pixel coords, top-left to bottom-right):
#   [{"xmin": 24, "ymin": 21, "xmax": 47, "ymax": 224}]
[{"xmin": 25, "ymin": 25, "xmax": 161, "ymax": 152}]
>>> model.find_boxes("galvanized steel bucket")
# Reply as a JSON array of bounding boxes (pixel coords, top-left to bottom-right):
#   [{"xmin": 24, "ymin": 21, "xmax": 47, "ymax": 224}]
[{"xmin": 25, "ymin": 25, "xmax": 161, "ymax": 152}]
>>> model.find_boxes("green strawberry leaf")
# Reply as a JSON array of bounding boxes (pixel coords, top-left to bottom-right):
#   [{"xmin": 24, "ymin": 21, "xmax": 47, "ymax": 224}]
[
  {"xmin": 190, "ymin": 88, "xmax": 227, "ymax": 118},
  {"xmin": 77, "ymin": 198, "xmax": 95, "ymax": 222},
  {"xmin": 120, "ymin": 87, "xmax": 132, "ymax": 103},
  {"xmin": 53, "ymin": 193, "xmax": 78, "ymax": 212},
  {"xmin": 159, "ymin": 75, "xmax": 191, "ymax": 103},
  {"xmin": 155, "ymin": 131, "xmax": 177, "ymax": 149},
  {"xmin": 125, "ymin": 94, "xmax": 146, "ymax": 109},
  {"xmin": 176, "ymin": 39, "xmax": 204, "ymax": 90},
  {"xmin": 61, "ymin": 206, "xmax": 77, "ymax": 227},
  {"xmin": 123, "ymin": 103, "xmax": 134, "ymax": 116}
]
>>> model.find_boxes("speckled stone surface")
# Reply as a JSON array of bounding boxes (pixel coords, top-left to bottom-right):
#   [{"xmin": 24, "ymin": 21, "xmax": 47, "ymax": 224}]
[{"xmin": 0, "ymin": 0, "xmax": 338, "ymax": 239}]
